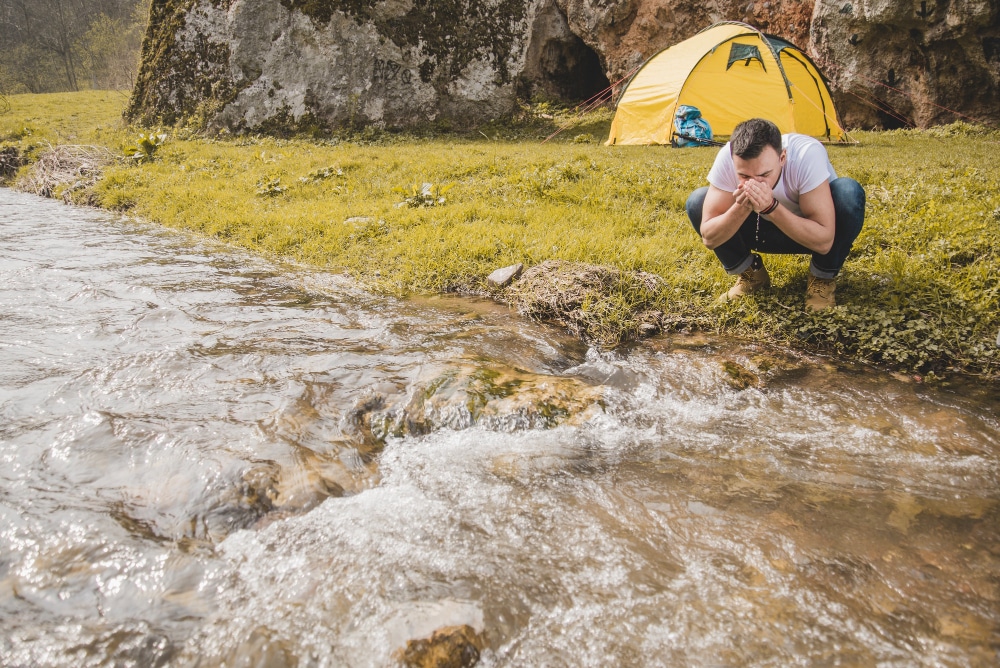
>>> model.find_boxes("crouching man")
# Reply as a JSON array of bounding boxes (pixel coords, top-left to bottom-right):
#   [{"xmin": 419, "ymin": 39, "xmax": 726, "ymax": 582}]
[{"xmin": 686, "ymin": 118, "xmax": 865, "ymax": 310}]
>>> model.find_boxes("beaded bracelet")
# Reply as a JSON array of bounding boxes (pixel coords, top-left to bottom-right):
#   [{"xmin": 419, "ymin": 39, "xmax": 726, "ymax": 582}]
[{"xmin": 759, "ymin": 198, "xmax": 779, "ymax": 215}]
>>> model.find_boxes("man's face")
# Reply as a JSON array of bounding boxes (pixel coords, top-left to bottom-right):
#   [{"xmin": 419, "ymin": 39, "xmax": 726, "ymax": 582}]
[{"xmin": 732, "ymin": 145, "xmax": 786, "ymax": 190}]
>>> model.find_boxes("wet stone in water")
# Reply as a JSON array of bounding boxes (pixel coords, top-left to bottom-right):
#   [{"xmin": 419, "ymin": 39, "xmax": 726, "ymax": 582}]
[
  {"xmin": 355, "ymin": 362, "xmax": 605, "ymax": 441},
  {"xmin": 721, "ymin": 360, "xmax": 760, "ymax": 390},
  {"xmin": 394, "ymin": 625, "xmax": 486, "ymax": 668}
]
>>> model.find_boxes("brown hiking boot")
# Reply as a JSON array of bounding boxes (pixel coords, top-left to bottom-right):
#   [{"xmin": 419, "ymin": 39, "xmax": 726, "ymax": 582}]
[
  {"xmin": 805, "ymin": 274, "xmax": 836, "ymax": 311},
  {"xmin": 717, "ymin": 257, "xmax": 770, "ymax": 304}
]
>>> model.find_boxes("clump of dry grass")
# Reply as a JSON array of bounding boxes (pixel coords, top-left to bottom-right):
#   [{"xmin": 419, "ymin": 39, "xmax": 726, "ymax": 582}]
[
  {"xmin": 503, "ymin": 260, "xmax": 667, "ymax": 346},
  {"xmin": 15, "ymin": 143, "xmax": 118, "ymax": 201}
]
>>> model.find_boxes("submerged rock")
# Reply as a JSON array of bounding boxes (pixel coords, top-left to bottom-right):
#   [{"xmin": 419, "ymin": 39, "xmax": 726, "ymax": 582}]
[
  {"xmin": 226, "ymin": 626, "xmax": 295, "ymax": 668},
  {"xmin": 349, "ymin": 361, "xmax": 605, "ymax": 444},
  {"xmin": 721, "ymin": 360, "xmax": 760, "ymax": 390},
  {"xmin": 394, "ymin": 625, "xmax": 486, "ymax": 668}
]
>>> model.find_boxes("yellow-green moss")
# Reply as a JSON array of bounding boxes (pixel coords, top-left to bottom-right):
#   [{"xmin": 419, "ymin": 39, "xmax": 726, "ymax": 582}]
[{"xmin": 126, "ymin": 0, "xmax": 241, "ymax": 127}]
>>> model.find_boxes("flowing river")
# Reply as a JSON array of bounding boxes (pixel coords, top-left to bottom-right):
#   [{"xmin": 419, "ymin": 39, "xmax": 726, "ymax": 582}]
[{"xmin": 1, "ymin": 188, "xmax": 998, "ymax": 667}]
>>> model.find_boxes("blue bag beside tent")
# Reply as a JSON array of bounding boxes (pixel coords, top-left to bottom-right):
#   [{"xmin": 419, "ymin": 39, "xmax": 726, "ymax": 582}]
[{"xmin": 673, "ymin": 105, "xmax": 713, "ymax": 147}]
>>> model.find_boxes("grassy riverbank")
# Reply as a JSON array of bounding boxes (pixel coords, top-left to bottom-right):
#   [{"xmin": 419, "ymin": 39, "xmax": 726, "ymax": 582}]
[{"xmin": 2, "ymin": 91, "xmax": 998, "ymax": 380}]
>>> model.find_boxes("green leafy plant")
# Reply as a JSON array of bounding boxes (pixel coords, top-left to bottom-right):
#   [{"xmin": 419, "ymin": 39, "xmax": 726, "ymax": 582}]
[
  {"xmin": 255, "ymin": 177, "xmax": 287, "ymax": 197},
  {"xmin": 131, "ymin": 132, "xmax": 166, "ymax": 163},
  {"xmin": 299, "ymin": 165, "xmax": 343, "ymax": 183},
  {"xmin": 393, "ymin": 182, "xmax": 453, "ymax": 208}
]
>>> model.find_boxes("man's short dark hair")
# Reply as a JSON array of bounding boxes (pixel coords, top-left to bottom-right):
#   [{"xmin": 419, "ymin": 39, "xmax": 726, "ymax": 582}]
[{"xmin": 730, "ymin": 118, "xmax": 782, "ymax": 159}]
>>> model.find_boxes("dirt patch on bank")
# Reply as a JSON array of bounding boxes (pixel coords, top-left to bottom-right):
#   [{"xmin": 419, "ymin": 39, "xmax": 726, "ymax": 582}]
[
  {"xmin": 498, "ymin": 259, "xmax": 678, "ymax": 346},
  {"xmin": 0, "ymin": 145, "xmax": 25, "ymax": 182}
]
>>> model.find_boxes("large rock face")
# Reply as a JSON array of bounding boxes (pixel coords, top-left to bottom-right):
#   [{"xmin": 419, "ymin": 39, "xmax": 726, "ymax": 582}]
[
  {"xmin": 128, "ymin": 0, "xmax": 999, "ymax": 132},
  {"xmin": 811, "ymin": 0, "xmax": 1000, "ymax": 128},
  {"xmin": 127, "ymin": 0, "xmax": 610, "ymax": 131},
  {"xmin": 558, "ymin": 0, "xmax": 999, "ymax": 129},
  {"xmin": 556, "ymin": 0, "xmax": 817, "ymax": 80}
]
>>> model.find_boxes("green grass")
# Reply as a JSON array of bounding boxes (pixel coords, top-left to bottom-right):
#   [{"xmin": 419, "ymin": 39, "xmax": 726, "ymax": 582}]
[
  {"xmin": 0, "ymin": 90, "xmax": 128, "ymax": 144},
  {"xmin": 2, "ymin": 91, "xmax": 998, "ymax": 380}
]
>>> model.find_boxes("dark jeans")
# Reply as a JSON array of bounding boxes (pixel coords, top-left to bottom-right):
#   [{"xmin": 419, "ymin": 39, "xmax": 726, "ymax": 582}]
[{"xmin": 686, "ymin": 178, "xmax": 866, "ymax": 279}]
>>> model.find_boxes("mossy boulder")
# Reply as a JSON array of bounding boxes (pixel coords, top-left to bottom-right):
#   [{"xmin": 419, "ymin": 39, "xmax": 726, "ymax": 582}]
[{"xmin": 126, "ymin": 0, "xmax": 578, "ymax": 132}]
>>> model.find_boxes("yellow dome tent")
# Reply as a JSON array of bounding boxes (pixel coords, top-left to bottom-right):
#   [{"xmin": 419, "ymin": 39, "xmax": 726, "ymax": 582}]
[{"xmin": 607, "ymin": 22, "xmax": 846, "ymax": 145}]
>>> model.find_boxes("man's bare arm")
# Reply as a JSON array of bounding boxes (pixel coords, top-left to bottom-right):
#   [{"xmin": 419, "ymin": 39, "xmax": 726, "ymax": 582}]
[
  {"xmin": 699, "ymin": 185, "xmax": 752, "ymax": 250},
  {"xmin": 765, "ymin": 181, "xmax": 835, "ymax": 254}
]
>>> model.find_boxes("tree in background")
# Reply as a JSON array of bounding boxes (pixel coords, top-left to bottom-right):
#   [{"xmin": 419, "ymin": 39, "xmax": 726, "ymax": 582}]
[
  {"xmin": 0, "ymin": 0, "xmax": 148, "ymax": 93},
  {"xmin": 77, "ymin": 2, "xmax": 147, "ymax": 90},
  {"xmin": 0, "ymin": 44, "xmax": 64, "ymax": 94}
]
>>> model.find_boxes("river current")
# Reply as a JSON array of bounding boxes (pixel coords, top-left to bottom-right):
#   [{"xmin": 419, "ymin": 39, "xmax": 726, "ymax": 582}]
[{"xmin": 1, "ymin": 188, "xmax": 997, "ymax": 666}]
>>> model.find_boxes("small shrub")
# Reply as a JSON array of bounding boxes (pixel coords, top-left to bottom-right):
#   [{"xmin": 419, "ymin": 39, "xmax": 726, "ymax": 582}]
[
  {"xmin": 394, "ymin": 182, "xmax": 453, "ymax": 208},
  {"xmin": 299, "ymin": 166, "xmax": 343, "ymax": 183},
  {"xmin": 255, "ymin": 177, "xmax": 287, "ymax": 197},
  {"xmin": 130, "ymin": 132, "xmax": 167, "ymax": 163}
]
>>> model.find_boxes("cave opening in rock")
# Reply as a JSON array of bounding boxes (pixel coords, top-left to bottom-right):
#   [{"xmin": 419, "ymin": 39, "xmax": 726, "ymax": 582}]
[
  {"xmin": 875, "ymin": 102, "xmax": 911, "ymax": 130},
  {"xmin": 537, "ymin": 34, "xmax": 612, "ymax": 103},
  {"xmin": 876, "ymin": 110, "xmax": 909, "ymax": 130}
]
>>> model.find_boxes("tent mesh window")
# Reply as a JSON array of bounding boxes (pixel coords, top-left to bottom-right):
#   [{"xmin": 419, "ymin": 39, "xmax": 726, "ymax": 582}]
[{"xmin": 727, "ymin": 43, "xmax": 766, "ymax": 71}]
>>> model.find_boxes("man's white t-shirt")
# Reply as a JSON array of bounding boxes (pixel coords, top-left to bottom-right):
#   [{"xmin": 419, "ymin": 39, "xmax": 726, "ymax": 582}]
[{"xmin": 707, "ymin": 133, "xmax": 837, "ymax": 219}]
